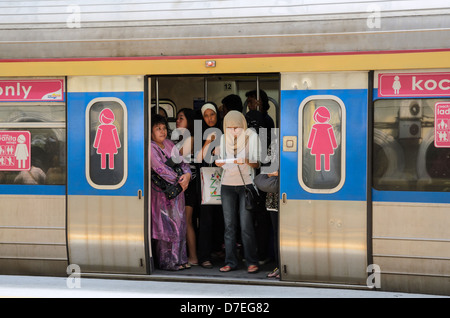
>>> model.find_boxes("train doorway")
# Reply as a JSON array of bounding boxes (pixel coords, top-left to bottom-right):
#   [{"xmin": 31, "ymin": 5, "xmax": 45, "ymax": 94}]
[{"xmin": 146, "ymin": 74, "xmax": 280, "ymax": 279}]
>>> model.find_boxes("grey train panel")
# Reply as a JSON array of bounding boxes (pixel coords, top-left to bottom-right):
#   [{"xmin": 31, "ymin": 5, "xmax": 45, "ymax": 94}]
[
  {"xmin": 0, "ymin": 1, "xmax": 449, "ymax": 58},
  {"xmin": 67, "ymin": 195, "xmax": 146, "ymax": 274},
  {"xmin": 0, "ymin": 195, "xmax": 67, "ymax": 275},
  {"xmin": 280, "ymin": 200, "xmax": 367, "ymax": 285},
  {"xmin": 372, "ymin": 202, "xmax": 450, "ymax": 295}
]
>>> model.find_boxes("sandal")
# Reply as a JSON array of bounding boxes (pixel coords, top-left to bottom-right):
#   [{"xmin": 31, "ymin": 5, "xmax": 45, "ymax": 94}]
[
  {"xmin": 267, "ymin": 267, "xmax": 280, "ymax": 278},
  {"xmin": 177, "ymin": 263, "xmax": 190, "ymax": 270},
  {"xmin": 247, "ymin": 265, "xmax": 259, "ymax": 273},
  {"xmin": 219, "ymin": 265, "xmax": 234, "ymax": 272},
  {"xmin": 201, "ymin": 261, "xmax": 213, "ymax": 269}
]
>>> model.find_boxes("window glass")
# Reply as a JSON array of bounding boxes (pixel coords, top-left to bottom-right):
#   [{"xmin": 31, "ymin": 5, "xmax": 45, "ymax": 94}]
[
  {"xmin": 373, "ymin": 98, "xmax": 450, "ymax": 191},
  {"xmin": 0, "ymin": 104, "xmax": 65, "ymax": 123},
  {"xmin": 0, "ymin": 103, "xmax": 66, "ymax": 185},
  {"xmin": 300, "ymin": 98, "xmax": 344, "ymax": 192}
]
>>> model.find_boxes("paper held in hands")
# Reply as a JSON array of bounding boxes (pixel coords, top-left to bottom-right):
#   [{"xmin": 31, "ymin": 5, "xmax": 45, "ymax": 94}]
[{"xmin": 216, "ymin": 158, "xmax": 244, "ymax": 164}]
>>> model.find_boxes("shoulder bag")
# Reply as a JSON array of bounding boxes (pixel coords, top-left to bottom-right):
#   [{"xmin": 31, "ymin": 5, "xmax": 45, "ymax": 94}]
[{"xmin": 237, "ymin": 165, "xmax": 263, "ymax": 212}]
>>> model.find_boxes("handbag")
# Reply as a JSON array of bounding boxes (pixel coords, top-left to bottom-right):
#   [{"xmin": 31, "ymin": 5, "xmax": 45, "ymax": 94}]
[
  {"xmin": 237, "ymin": 165, "xmax": 263, "ymax": 212},
  {"xmin": 150, "ymin": 146, "xmax": 185, "ymax": 200},
  {"xmin": 151, "ymin": 169, "xmax": 183, "ymax": 200},
  {"xmin": 254, "ymin": 173, "xmax": 279, "ymax": 193},
  {"xmin": 200, "ymin": 166, "xmax": 222, "ymax": 205}
]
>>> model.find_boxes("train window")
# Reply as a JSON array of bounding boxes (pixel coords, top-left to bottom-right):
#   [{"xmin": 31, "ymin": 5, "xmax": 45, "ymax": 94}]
[
  {"xmin": 0, "ymin": 105, "xmax": 65, "ymax": 123},
  {"xmin": 0, "ymin": 103, "xmax": 66, "ymax": 185},
  {"xmin": 373, "ymin": 98, "xmax": 450, "ymax": 191},
  {"xmin": 299, "ymin": 96, "xmax": 346, "ymax": 193},
  {"xmin": 86, "ymin": 98, "xmax": 127, "ymax": 189}
]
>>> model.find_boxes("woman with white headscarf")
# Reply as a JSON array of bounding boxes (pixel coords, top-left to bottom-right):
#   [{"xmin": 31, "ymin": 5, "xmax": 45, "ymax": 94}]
[
  {"xmin": 196, "ymin": 102, "xmax": 224, "ymax": 269},
  {"xmin": 215, "ymin": 110, "xmax": 260, "ymax": 273}
]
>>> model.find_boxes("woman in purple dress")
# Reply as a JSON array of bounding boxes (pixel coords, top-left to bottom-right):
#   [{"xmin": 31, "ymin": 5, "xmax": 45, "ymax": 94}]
[{"xmin": 150, "ymin": 114, "xmax": 191, "ymax": 271}]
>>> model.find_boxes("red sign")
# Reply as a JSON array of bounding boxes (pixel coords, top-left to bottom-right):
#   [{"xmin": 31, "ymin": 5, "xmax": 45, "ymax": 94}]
[
  {"xmin": 0, "ymin": 79, "xmax": 64, "ymax": 102},
  {"xmin": 435, "ymin": 102, "xmax": 450, "ymax": 148},
  {"xmin": 0, "ymin": 131, "xmax": 31, "ymax": 171},
  {"xmin": 378, "ymin": 72, "xmax": 450, "ymax": 97}
]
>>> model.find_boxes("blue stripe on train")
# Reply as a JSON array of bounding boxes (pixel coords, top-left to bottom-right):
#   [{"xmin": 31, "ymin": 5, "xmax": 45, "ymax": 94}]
[{"xmin": 0, "ymin": 184, "xmax": 65, "ymax": 195}]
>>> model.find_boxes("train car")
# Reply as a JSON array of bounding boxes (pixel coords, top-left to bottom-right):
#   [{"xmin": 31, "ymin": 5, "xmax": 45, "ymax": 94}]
[{"xmin": 0, "ymin": 1, "xmax": 449, "ymax": 295}]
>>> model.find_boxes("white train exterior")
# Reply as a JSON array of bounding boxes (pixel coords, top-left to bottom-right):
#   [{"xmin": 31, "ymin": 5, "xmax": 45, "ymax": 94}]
[{"xmin": 0, "ymin": 1, "xmax": 449, "ymax": 295}]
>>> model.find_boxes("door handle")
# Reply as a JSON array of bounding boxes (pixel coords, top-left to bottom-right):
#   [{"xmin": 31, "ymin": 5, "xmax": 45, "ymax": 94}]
[
  {"xmin": 282, "ymin": 192, "xmax": 287, "ymax": 204},
  {"xmin": 138, "ymin": 189, "xmax": 142, "ymax": 200}
]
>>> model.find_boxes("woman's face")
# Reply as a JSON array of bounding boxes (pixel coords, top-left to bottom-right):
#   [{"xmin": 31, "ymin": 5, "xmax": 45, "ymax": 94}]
[
  {"xmin": 246, "ymin": 95, "xmax": 259, "ymax": 111},
  {"xmin": 176, "ymin": 111, "xmax": 188, "ymax": 129},
  {"xmin": 151, "ymin": 123, "xmax": 167, "ymax": 144},
  {"xmin": 226, "ymin": 127, "xmax": 243, "ymax": 137},
  {"xmin": 203, "ymin": 109, "xmax": 217, "ymax": 127}
]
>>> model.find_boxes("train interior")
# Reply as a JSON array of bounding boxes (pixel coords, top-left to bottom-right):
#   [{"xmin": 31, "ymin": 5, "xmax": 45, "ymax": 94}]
[{"xmin": 148, "ymin": 74, "xmax": 281, "ymax": 279}]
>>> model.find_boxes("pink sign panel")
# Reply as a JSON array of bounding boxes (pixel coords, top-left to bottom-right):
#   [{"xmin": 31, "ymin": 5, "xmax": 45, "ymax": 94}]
[
  {"xmin": 435, "ymin": 102, "xmax": 450, "ymax": 148},
  {"xmin": 0, "ymin": 131, "xmax": 31, "ymax": 171},
  {"xmin": 0, "ymin": 79, "xmax": 64, "ymax": 102},
  {"xmin": 378, "ymin": 72, "xmax": 450, "ymax": 97}
]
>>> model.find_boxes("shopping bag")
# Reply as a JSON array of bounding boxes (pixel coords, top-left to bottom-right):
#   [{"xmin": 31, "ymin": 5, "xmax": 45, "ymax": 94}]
[{"xmin": 200, "ymin": 167, "xmax": 222, "ymax": 205}]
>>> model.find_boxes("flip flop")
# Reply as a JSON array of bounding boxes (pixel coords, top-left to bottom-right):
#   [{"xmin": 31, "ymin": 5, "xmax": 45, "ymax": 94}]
[
  {"xmin": 177, "ymin": 263, "xmax": 190, "ymax": 270},
  {"xmin": 219, "ymin": 265, "xmax": 234, "ymax": 272},
  {"xmin": 267, "ymin": 267, "xmax": 280, "ymax": 278},
  {"xmin": 247, "ymin": 265, "xmax": 259, "ymax": 273}
]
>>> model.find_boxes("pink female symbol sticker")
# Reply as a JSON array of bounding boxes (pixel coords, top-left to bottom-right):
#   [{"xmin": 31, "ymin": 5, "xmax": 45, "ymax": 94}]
[
  {"xmin": 435, "ymin": 102, "xmax": 450, "ymax": 148},
  {"xmin": 307, "ymin": 106, "xmax": 338, "ymax": 171},
  {"xmin": 93, "ymin": 108, "xmax": 121, "ymax": 169},
  {"xmin": 0, "ymin": 131, "xmax": 31, "ymax": 171}
]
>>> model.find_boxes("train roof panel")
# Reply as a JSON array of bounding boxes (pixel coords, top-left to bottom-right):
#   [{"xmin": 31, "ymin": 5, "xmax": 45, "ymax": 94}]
[{"xmin": 0, "ymin": 0, "xmax": 449, "ymax": 58}]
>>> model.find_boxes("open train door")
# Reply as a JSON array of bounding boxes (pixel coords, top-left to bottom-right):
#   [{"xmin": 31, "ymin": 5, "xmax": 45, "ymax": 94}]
[
  {"xmin": 67, "ymin": 76, "xmax": 147, "ymax": 274},
  {"xmin": 279, "ymin": 72, "xmax": 370, "ymax": 286}
]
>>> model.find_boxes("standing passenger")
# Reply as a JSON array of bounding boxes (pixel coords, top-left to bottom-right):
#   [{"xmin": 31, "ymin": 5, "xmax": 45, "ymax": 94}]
[
  {"xmin": 245, "ymin": 89, "xmax": 275, "ymax": 264},
  {"xmin": 216, "ymin": 111, "xmax": 260, "ymax": 273},
  {"xmin": 221, "ymin": 94, "xmax": 243, "ymax": 119},
  {"xmin": 245, "ymin": 89, "xmax": 275, "ymax": 136},
  {"xmin": 150, "ymin": 114, "xmax": 191, "ymax": 271},
  {"xmin": 254, "ymin": 141, "xmax": 280, "ymax": 279},
  {"xmin": 196, "ymin": 102, "xmax": 224, "ymax": 269},
  {"xmin": 174, "ymin": 108, "xmax": 198, "ymax": 266}
]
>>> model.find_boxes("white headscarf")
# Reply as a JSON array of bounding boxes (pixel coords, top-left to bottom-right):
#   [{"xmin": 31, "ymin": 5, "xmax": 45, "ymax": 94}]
[
  {"xmin": 223, "ymin": 111, "xmax": 248, "ymax": 156},
  {"xmin": 201, "ymin": 103, "xmax": 217, "ymax": 117}
]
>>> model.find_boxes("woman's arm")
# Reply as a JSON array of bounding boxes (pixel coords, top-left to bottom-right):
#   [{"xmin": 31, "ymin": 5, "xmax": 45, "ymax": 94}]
[
  {"xmin": 150, "ymin": 143, "xmax": 178, "ymax": 183},
  {"xmin": 178, "ymin": 172, "xmax": 191, "ymax": 191}
]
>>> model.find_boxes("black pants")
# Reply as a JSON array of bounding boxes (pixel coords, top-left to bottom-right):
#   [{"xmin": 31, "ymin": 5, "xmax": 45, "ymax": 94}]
[{"xmin": 197, "ymin": 204, "xmax": 224, "ymax": 263}]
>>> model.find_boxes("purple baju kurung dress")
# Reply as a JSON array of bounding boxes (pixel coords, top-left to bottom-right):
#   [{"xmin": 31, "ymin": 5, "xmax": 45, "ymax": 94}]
[{"xmin": 150, "ymin": 139, "xmax": 191, "ymax": 270}]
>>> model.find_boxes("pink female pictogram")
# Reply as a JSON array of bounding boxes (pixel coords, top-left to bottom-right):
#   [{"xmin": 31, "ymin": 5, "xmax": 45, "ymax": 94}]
[
  {"xmin": 307, "ymin": 106, "xmax": 338, "ymax": 171},
  {"xmin": 93, "ymin": 108, "xmax": 121, "ymax": 170}
]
